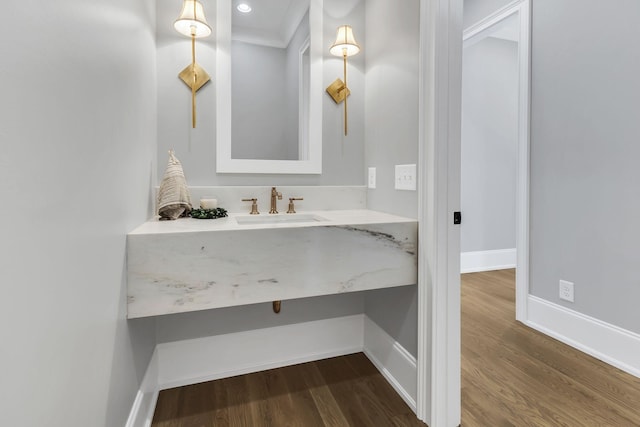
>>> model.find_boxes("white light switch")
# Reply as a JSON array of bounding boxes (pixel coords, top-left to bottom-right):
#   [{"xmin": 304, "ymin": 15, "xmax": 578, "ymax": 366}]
[
  {"xmin": 395, "ymin": 164, "xmax": 417, "ymax": 191},
  {"xmin": 368, "ymin": 167, "xmax": 376, "ymax": 189}
]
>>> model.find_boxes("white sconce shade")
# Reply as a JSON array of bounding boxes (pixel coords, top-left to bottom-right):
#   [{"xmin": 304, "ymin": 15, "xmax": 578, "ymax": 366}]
[
  {"xmin": 174, "ymin": 0, "xmax": 212, "ymax": 38},
  {"xmin": 329, "ymin": 25, "xmax": 360, "ymax": 57}
]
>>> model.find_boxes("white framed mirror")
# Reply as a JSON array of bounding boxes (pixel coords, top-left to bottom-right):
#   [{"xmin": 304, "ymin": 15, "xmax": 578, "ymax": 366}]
[{"xmin": 216, "ymin": 0, "xmax": 323, "ymax": 174}]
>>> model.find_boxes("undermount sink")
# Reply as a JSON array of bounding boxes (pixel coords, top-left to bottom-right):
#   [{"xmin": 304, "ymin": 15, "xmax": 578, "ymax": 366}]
[{"xmin": 235, "ymin": 213, "xmax": 327, "ymax": 225}]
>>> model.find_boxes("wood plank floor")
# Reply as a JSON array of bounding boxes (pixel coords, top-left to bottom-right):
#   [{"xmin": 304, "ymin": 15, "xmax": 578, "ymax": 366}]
[
  {"xmin": 151, "ymin": 352, "xmax": 426, "ymax": 427},
  {"xmin": 152, "ymin": 269, "xmax": 640, "ymax": 426},
  {"xmin": 462, "ymin": 269, "xmax": 640, "ymax": 426}
]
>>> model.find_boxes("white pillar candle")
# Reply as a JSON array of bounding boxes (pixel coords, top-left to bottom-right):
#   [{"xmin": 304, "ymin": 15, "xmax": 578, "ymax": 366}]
[{"xmin": 200, "ymin": 198, "xmax": 218, "ymax": 209}]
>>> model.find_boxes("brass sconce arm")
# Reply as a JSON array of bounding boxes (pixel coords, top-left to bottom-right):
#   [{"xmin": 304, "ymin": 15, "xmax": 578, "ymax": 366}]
[
  {"xmin": 174, "ymin": 0, "xmax": 212, "ymax": 129},
  {"xmin": 326, "ymin": 25, "xmax": 361, "ymax": 136}
]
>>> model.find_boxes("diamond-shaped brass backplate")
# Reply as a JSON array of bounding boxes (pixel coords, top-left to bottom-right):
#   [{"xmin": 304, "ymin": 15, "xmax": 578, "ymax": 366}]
[
  {"xmin": 179, "ymin": 62, "xmax": 210, "ymax": 92},
  {"xmin": 326, "ymin": 78, "xmax": 350, "ymax": 104}
]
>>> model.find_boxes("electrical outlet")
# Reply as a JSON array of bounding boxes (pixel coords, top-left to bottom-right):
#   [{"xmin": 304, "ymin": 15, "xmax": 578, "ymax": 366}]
[
  {"xmin": 559, "ymin": 280, "xmax": 574, "ymax": 302},
  {"xmin": 395, "ymin": 164, "xmax": 417, "ymax": 191},
  {"xmin": 368, "ymin": 167, "xmax": 376, "ymax": 189}
]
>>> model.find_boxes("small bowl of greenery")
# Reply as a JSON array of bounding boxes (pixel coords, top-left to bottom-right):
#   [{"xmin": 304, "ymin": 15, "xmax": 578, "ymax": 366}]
[{"xmin": 189, "ymin": 207, "xmax": 228, "ymax": 219}]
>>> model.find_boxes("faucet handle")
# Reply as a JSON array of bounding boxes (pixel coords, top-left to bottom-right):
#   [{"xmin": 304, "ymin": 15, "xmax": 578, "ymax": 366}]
[
  {"xmin": 241, "ymin": 198, "xmax": 259, "ymax": 215},
  {"xmin": 271, "ymin": 187, "xmax": 282, "ymax": 198},
  {"xmin": 286, "ymin": 197, "xmax": 303, "ymax": 214}
]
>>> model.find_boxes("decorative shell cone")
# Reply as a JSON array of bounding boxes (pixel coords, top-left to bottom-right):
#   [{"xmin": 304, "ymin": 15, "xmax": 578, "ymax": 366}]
[{"xmin": 157, "ymin": 150, "xmax": 192, "ymax": 220}]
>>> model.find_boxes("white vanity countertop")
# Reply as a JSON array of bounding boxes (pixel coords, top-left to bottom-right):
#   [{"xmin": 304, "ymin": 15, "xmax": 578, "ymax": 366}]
[
  {"xmin": 129, "ymin": 209, "xmax": 417, "ymax": 235},
  {"xmin": 127, "ymin": 208, "xmax": 418, "ymax": 318}
]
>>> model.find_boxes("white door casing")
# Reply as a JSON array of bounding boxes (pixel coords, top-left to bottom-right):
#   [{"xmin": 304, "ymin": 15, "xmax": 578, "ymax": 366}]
[
  {"xmin": 416, "ymin": 1, "xmax": 530, "ymax": 426},
  {"xmin": 418, "ymin": 0, "xmax": 463, "ymax": 425}
]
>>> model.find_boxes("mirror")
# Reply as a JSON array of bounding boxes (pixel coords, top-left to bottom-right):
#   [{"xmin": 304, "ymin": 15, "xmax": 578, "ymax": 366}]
[{"xmin": 216, "ymin": 0, "xmax": 323, "ymax": 174}]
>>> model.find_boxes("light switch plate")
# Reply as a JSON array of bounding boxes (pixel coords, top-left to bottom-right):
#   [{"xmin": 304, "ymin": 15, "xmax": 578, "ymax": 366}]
[
  {"xmin": 395, "ymin": 164, "xmax": 417, "ymax": 191},
  {"xmin": 368, "ymin": 167, "xmax": 376, "ymax": 189}
]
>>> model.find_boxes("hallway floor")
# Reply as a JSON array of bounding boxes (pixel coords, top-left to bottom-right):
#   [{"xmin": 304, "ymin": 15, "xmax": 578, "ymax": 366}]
[{"xmin": 462, "ymin": 269, "xmax": 640, "ymax": 426}]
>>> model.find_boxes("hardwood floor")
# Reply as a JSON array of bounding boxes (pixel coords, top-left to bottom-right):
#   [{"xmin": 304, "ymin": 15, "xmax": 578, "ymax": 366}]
[
  {"xmin": 462, "ymin": 269, "xmax": 640, "ymax": 426},
  {"xmin": 152, "ymin": 269, "xmax": 640, "ymax": 426},
  {"xmin": 151, "ymin": 352, "xmax": 426, "ymax": 427}
]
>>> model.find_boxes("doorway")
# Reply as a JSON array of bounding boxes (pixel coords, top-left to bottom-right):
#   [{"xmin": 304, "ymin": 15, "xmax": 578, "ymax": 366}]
[
  {"xmin": 462, "ymin": 11, "xmax": 519, "ymax": 277},
  {"xmin": 461, "ymin": 0, "xmax": 530, "ymax": 321},
  {"xmin": 416, "ymin": 1, "xmax": 529, "ymax": 424}
]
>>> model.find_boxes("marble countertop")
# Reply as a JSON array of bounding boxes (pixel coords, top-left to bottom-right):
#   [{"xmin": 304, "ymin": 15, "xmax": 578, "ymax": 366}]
[
  {"xmin": 129, "ymin": 209, "xmax": 417, "ymax": 235},
  {"xmin": 127, "ymin": 208, "xmax": 418, "ymax": 318}
]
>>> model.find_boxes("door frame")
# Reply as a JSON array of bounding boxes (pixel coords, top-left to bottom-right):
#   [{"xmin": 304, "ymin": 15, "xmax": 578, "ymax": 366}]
[
  {"xmin": 417, "ymin": 0, "xmax": 463, "ymax": 425},
  {"xmin": 417, "ymin": 1, "xmax": 531, "ymax": 425}
]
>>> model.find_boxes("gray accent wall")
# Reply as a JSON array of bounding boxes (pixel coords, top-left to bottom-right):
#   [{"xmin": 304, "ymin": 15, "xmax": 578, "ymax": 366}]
[
  {"xmin": 461, "ymin": 37, "xmax": 518, "ymax": 253},
  {"xmin": 530, "ymin": 0, "xmax": 640, "ymax": 334},
  {"xmin": 0, "ymin": 0, "xmax": 158, "ymax": 425},
  {"xmin": 363, "ymin": 0, "xmax": 420, "ymax": 357}
]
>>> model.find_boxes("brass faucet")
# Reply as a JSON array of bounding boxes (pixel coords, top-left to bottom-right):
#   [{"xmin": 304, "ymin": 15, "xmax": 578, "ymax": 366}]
[
  {"xmin": 286, "ymin": 197, "xmax": 304, "ymax": 214},
  {"xmin": 269, "ymin": 187, "xmax": 282, "ymax": 214},
  {"xmin": 241, "ymin": 198, "xmax": 259, "ymax": 215}
]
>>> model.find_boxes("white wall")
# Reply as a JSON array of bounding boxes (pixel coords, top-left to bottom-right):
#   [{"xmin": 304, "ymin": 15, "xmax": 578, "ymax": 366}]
[
  {"xmin": 364, "ymin": 0, "xmax": 420, "ymax": 219},
  {"xmin": 363, "ymin": 0, "xmax": 420, "ymax": 357},
  {"xmin": 463, "ymin": 0, "xmax": 513, "ymax": 28},
  {"xmin": 156, "ymin": 293, "xmax": 365, "ymax": 343},
  {"xmin": 156, "ymin": 0, "xmax": 365, "ymax": 186},
  {"xmin": 530, "ymin": 0, "xmax": 640, "ymax": 334},
  {"xmin": 0, "ymin": 1, "xmax": 158, "ymax": 426},
  {"xmin": 153, "ymin": 0, "xmax": 368, "ymax": 349},
  {"xmin": 461, "ymin": 37, "xmax": 518, "ymax": 253}
]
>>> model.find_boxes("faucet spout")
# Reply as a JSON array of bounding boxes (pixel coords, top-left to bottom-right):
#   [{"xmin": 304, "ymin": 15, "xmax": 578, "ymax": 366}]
[{"xmin": 269, "ymin": 187, "xmax": 282, "ymax": 214}]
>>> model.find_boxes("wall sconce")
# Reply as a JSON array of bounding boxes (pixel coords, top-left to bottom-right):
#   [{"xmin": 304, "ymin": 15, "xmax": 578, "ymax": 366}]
[
  {"xmin": 174, "ymin": 0, "xmax": 212, "ymax": 128},
  {"xmin": 326, "ymin": 25, "xmax": 361, "ymax": 136}
]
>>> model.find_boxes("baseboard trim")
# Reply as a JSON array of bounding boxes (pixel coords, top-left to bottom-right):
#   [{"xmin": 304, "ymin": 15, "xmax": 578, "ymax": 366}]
[
  {"xmin": 125, "ymin": 390, "xmax": 144, "ymax": 427},
  {"xmin": 527, "ymin": 295, "xmax": 640, "ymax": 378},
  {"xmin": 126, "ymin": 390, "xmax": 157, "ymax": 427},
  {"xmin": 363, "ymin": 316, "xmax": 417, "ymax": 412},
  {"xmin": 460, "ymin": 248, "xmax": 516, "ymax": 273},
  {"xmin": 127, "ymin": 313, "xmax": 419, "ymax": 425},
  {"xmin": 125, "ymin": 348, "xmax": 159, "ymax": 427}
]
